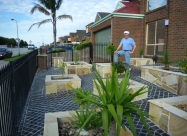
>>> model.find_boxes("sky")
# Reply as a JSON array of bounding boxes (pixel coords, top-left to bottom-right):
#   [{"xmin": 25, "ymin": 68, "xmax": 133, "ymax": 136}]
[{"xmin": 0, "ymin": 0, "xmax": 118, "ymax": 47}]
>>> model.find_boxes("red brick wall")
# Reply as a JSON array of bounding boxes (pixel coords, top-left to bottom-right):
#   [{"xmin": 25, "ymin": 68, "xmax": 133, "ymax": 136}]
[
  {"xmin": 91, "ymin": 16, "xmax": 144, "ymax": 61},
  {"xmin": 168, "ymin": 0, "xmax": 187, "ymax": 61},
  {"xmin": 37, "ymin": 55, "xmax": 47, "ymax": 71},
  {"xmin": 111, "ymin": 17, "xmax": 144, "ymax": 58},
  {"xmin": 140, "ymin": 0, "xmax": 187, "ymax": 62}
]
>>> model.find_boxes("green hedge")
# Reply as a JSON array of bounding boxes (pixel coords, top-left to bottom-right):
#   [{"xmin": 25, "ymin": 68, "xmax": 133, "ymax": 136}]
[
  {"xmin": 51, "ymin": 49, "xmax": 66, "ymax": 53},
  {"xmin": 75, "ymin": 42, "xmax": 91, "ymax": 50}
]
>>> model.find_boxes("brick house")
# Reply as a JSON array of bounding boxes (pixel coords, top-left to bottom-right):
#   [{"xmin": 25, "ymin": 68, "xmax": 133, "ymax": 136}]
[
  {"xmin": 140, "ymin": 0, "xmax": 187, "ymax": 61},
  {"xmin": 82, "ymin": 22, "xmax": 94, "ymax": 42},
  {"xmin": 91, "ymin": 0, "xmax": 187, "ymax": 61},
  {"xmin": 91, "ymin": 1, "xmax": 144, "ymax": 59},
  {"xmin": 59, "ymin": 36, "xmax": 70, "ymax": 43},
  {"xmin": 75, "ymin": 30, "xmax": 86, "ymax": 43}
]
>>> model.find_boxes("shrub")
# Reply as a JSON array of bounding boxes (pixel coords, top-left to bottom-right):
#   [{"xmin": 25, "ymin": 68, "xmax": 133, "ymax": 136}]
[
  {"xmin": 162, "ymin": 50, "xmax": 171, "ymax": 65},
  {"xmin": 178, "ymin": 50, "xmax": 187, "ymax": 77},
  {"xmin": 106, "ymin": 44, "xmax": 117, "ymax": 55},
  {"xmin": 111, "ymin": 62, "xmax": 126, "ymax": 74},
  {"xmin": 139, "ymin": 48, "xmax": 144, "ymax": 56},
  {"xmin": 75, "ymin": 42, "xmax": 91, "ymax": 50},
  {"xmin": 51, "ymin": 49, "xmax": 66, "ymax": 53}
]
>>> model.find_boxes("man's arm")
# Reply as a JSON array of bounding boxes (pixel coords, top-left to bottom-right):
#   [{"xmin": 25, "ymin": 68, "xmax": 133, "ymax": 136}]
[
  {"xmin": 130, "ymin": 44, "xmax": 136, "ymax": 54},
  {"xmin": 114, "ymin": 44, "xmax": 122, "ymax": 54}
]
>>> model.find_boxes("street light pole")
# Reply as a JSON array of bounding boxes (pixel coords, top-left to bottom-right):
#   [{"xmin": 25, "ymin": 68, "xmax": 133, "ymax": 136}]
[{"xmin": 11, "ymin": 19, "xmax": 20, "ymax": 55}]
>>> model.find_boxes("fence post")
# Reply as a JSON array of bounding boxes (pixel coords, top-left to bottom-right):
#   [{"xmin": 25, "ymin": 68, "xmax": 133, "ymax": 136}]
[
  {"xmin": 72, "ymin": 46, "xmax": 74, "ymax": 62},
  {"xmin": 89, "ymin": 43, "xmax": 93, "ymax": 64}
]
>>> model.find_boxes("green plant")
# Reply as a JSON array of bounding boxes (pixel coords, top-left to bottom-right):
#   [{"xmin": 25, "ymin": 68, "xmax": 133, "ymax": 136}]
[
  {"xmin": 178, "ymin": 50, "xmax": 187, "ymax": 81},
  {"xmin": 70, "ymin": 108, "xmax": 103, "ymax": 134},
  {"xmin": 71, "ymin": 88, "xmax": 93, "ymax": 107},
  {"xmin": 162, "ymin": 50, "xmax": 171, "ymax": 65},
  {"xmin": 28, "ymin": 0, "xmax": 72, "ymax": 47},
  {"xmin": 111, "ymin": 62, "xmax": 126, "ymax": 74},
  {"xmin": 57, "ymin": 62, "xmax": 66, "ymax": 76},
  {"xmin": 75, "ymin": 42, "xmax": 91, "ymax": 50},
  {"xmin": 106, "ymin": 44, "xmax": 117, "ymax": 55},
  {"xmin": 139, "ymin": 48, "xmax": 144, "ymax": 56},
  {"xmin": 74, "ymin": 53, "xmax": 79, "ymax": 64},
  {"xmin": 51, "ymin": 49, "xmax": 66, "ymax": 53},
  {"xmin": 71, "ymin": 67, "xmax": 153, "ymax": 136}
]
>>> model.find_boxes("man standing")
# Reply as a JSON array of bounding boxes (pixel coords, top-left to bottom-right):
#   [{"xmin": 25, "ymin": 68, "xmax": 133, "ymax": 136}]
[{"xmin": 114, "ymin": 31, "xmax": 136, "ymax": 71}]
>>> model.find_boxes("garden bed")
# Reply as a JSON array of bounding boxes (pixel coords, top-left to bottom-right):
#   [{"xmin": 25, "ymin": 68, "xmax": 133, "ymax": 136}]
[
  {"xmin": 45, "ymin": 74, "xmax": 81, "ymax": 94},
  {"xmin": 95, "ymin": 63, "xmax": 126, "ymax": 78},
  {"xmin": 44, "ymin": 111, "xmax": 132, "ymax": 136},
  {"xmin": 53, "ymin": 57, "xmax": 64, "ymax": 67},
  {"xmin": 64, "ymin": 61, "xmax": 92, "ymax": 75},
  {"xmin": 148, "ymin": 96, "xmax": 187, "ymax": 136},
  {"xmin": 130, "ymin": 58, "xmax": 153, "ymax": 66},
  {"xmin": 141, "ymin": 66, "xmax": 187, "ymax": 95}
]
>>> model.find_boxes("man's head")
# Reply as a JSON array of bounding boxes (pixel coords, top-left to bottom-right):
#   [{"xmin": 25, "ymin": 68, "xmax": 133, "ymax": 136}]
[{"xmin": 124, "ymin": 31, "xmax": 130, "ymax": 39}]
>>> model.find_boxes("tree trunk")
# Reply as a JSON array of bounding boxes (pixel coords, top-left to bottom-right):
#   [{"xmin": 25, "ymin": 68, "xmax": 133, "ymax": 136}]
[
  {"xmin": 108, "ymin": 120, "xmax": 116, "ymax": 136},
  {"xmin": 53, "ymin": 14, "xmax": 56, "ymax": 47}
]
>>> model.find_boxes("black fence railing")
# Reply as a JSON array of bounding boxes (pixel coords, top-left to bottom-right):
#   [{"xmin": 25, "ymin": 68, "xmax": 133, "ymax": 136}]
[
  {"xmin": 40, "ymin": 42, "xmax": 111, "ymax": 66},
  {"xmin": 0, "ymin": 50, "xmax": 38, "ymax": 136}
]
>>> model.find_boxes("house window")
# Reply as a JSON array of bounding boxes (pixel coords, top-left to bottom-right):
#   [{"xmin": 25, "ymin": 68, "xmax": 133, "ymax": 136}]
[
  {"xmin": 147, "ymin": 0, "xmax": 167, "ymax": 11},
  {"xmin": 146, "ymin": 20, "xmax": 165, "ymax": 56}
]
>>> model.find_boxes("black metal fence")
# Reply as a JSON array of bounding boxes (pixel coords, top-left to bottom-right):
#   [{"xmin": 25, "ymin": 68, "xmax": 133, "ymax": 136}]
[
  {"xmin": 40, "ymin": 42, "xmax": 112, "ymax": 66},
  {"xmin": 0, "ymin": 50, "xmax": 38, "ymax": 136}
]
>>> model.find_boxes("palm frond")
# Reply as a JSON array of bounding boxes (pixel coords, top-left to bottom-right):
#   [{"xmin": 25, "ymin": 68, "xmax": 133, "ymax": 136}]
[
  {"xmin": 38, "ymin": 19, "xmax": 52, "ymax": 28},
  {"xmin": 56, "ymin": 14, "xmax": 73, "ymax": 21},
  {"xmin": 56, "ymin": 0, "xmax": 63, "ymax": 10},
  {"xmin": 124, "ymin": 113, "xmax": 137, "ymax": 136},
  {"xmin": 38, "ymin": 0, "xmax": 50, "ymax": 10},
  {"xmin": 30, "ymin": 3, "xmax": 50, "ymax": 16},
  {"xmin": 28, "ymin": 19, "xmax": 52, "ymax": 31}
]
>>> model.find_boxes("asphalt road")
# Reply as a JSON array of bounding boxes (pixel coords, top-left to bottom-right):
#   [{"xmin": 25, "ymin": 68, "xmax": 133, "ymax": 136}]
[{"xmin": 0, "ymin": 48, "xmax": 34, "ymax": 68}]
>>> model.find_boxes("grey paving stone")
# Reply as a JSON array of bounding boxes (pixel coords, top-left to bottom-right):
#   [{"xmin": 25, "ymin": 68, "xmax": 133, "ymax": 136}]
[{"xmin": 17, "ymin": 67, "xmax": 177, "ymax": 136}]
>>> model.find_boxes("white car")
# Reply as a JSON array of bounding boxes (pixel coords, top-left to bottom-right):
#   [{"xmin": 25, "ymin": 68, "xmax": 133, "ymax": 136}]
[{"xmin": 28, "ymin": 44, "xmax": 35, "ymax": 50}]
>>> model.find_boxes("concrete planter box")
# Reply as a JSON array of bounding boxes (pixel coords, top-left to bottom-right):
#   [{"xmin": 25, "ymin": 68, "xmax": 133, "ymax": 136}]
[
  {"xmin": 45, "ymin": 74, "xmax": 81, "ymax": 94},
  {"xmin": 141, "ymin": 66, "xmax": 187, "ymax": 95},
  {"xmin": 149, "ymin": 96, "xmax": 187, "ymax": 136},
  {"xmin": 93, "ymin": 79, "xmax": 148, "ymax": 101},
  {"xmin": 95, "ymin": 63, "xmax": 125, "ymax": 78},
  {"xmin": 64, "ymin": 61, "xmax": 92, "ymax": 75},
  {"xmin": 130, "ymin": 58, "xmax": 153, "ymax": 66},
  {"xmin": 44, "ymin": 111, "xmax": 133, "ymax": 136},
  {"xmin": 53, "ymin": 57, "xmax": 64, "ymax": 67}
]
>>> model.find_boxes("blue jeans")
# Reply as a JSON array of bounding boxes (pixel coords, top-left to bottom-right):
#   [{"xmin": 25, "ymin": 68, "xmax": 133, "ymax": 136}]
[{"xmin": 114, "ymin": 50, "xmax": 131, "ymax": 70}]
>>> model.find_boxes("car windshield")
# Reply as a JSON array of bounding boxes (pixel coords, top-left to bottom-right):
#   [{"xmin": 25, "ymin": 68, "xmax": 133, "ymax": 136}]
[{"xmin": 0, "ymin": 48, "xmax": 6, "ymax": 52}]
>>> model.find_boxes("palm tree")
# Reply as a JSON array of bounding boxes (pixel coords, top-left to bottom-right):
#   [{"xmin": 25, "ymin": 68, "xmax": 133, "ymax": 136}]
[{"xmin": 28, "ymin": 0, "xmax": 72, "ymax": 47}]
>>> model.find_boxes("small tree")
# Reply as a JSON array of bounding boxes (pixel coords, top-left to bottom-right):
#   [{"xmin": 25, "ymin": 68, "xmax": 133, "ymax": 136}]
[
  {"xmin": 106, "ymin": 44, "xmax": 117, "ymax": 55},
  {"xmin": 139, "ymin": 48, "xmax": 144, "ymax": 58},
  {"xmin": 106, "ymin": 44, "xmax": 117, "ymax": 62},
  {"xmin": 57, "ymin": 62, "xmax": 66, "ymax": 77},
  {"xmin": 74, "ymin": 53, "xmax": 79, "ymax": 65}
]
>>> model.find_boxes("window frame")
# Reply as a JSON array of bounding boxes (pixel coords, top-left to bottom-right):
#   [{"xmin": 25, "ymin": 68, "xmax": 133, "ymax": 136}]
[
  {"xmin": 147, "ymin": 0, "xmax": 167, "ymax": 12},
  {"xmin": 146, "ymin": 20, "xmax": 165, "ymax": 57}
]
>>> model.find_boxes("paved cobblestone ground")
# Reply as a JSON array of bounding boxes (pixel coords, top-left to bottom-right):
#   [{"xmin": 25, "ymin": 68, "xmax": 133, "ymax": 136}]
[{"xmin": 17, "ymin": 66, "xmax": 177, "ymax": 136}]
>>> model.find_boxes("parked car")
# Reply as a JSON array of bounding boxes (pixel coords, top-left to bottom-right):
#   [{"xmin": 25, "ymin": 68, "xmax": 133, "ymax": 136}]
[
  {"xmin": 46, "ymin": 48, "xmax": 52, "ymax": 54},
  {"xmin": 0, "ymin": 47, "xmax": 13, "ymax": 60},
  {"xmin": 28, "ymin": 44, "xmax": 35, "ymax": 50}
]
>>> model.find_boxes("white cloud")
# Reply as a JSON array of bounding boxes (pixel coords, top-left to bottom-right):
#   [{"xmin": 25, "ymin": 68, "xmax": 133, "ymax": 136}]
[{"xmin": 0, "ymin": 0, "xmax": 119, "ymax": 46}]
